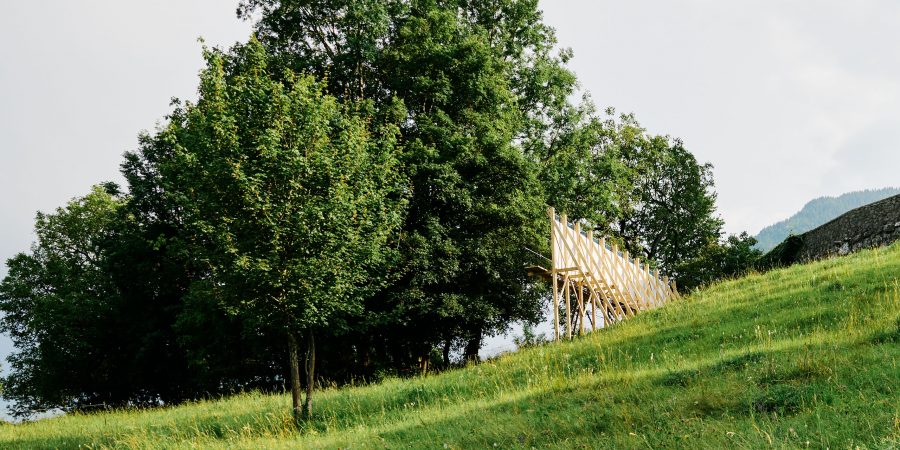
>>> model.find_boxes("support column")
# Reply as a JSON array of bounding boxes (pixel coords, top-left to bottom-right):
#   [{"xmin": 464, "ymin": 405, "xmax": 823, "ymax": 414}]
[
  {"xmin": 552, "ymin": 271, "xmax": 560, "ymax": 341},
  {"xmin": 564, "ymin": 275, "xmax": 572, "ymax": 340},
  {"xmin": 577, "ymin": 281, "xmax": 585, "ymax": 336}
]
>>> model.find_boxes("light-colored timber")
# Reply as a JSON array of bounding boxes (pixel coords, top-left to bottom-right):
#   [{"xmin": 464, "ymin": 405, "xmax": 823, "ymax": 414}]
[{"xmin": 543, "ymin": 207, "xmax": 679, "ymax": 340}]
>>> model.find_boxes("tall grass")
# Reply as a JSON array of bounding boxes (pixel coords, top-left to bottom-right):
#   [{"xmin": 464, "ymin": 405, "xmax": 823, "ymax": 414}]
[{"xmin": 3, "ymin": 243, "xmax": 899, "ymax": 449}]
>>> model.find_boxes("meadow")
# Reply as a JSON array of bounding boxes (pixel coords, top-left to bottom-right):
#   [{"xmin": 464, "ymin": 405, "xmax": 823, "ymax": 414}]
[{"xmin": 2, "ymin": 243, "xmax": 899, "ymax": 449}]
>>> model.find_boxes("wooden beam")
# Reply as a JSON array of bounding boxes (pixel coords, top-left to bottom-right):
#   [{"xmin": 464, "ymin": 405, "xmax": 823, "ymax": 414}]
[
  {"xmin": 543, "ymin": 209, "xmax": 677, "ymax": 335},
  {"xmin": 564, "ymin": 274, "xmax": 572, "ymax": 340},
  {"xmin": 577, "ymin": 280, "xmax": 585, "ymax": 336},
  {"xmin": 552, "ymin": 270, "xmax": 560, "ymax": 341}
]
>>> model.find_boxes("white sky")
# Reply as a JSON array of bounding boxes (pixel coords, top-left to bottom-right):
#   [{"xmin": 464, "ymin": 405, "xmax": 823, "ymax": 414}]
[
  {"xmin": 541, "ymin": 0, "xmax": 900, "ymax": 235},
  {"xmin": 0, "ymin": 0, "xmax": 252, "ymax": 417},
  {"xmin": 2, "ymin": 0, "xmax": 900, "ymax": 414}
]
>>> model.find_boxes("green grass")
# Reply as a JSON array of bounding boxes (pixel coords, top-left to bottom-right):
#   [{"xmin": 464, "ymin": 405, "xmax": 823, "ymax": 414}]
[{"xmin": 3, "ymin": 244, "xmax": 900, "ymax": 449}]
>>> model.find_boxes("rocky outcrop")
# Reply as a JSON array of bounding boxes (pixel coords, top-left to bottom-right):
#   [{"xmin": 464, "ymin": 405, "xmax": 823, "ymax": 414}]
[
  {"xmin": 798, "ymin": 194, "xmax": 900, "ymax": 260},
  {"xmin": 759, "ymin": 194, "xmax": 900, "ymax": 267}
]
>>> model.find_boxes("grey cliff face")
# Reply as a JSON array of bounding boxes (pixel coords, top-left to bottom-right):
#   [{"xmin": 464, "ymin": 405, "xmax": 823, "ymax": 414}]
[{"xmin": 797, "ymin": 194, "xmax": 900, "ymax": 261}]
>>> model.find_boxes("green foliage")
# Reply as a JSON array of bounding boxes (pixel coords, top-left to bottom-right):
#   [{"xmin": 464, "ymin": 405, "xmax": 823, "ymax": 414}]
[
  {"xmin": 754, "ymin": 187, "xmax": 900, "ymax": 252},
  {"xmin": 240, "ymin": 0, "xmax": 558, "ymax": 363},
  {"xmin": 237, "ymin": 0, "xmax": 728, "ymax": 362},
  {"xmin": 4, "ymin": 241, "xmax": 899, "ymax": 448},
  {"xmin": 617, "ymin": 131, "xmax": 723, "ymax": 272},
  {"xmin": 544, "ymin": 108, "xmax": 723, "ymax": 275},
  {"xmin": 0, "ymin": 182, "xmax": 276, "ymax": 418},
  {"xmin": 512, "ymin": 322, "xmax": 546, "ymax": 349},
  {"xmin": 756, "ymin": 234, "xmax": 806, "ymax": 271},
  {"xmin": 0, "ymin": 186, "xmax": 126, "ymax": 415},
  {"xmin": 153, "ymin": 39, "xmax": 404, "ymax": 336},
  {"xmin": 676, "ymin": 232, "xmax": 763, "ymax": 291},
  {"xmin": 123, "ymin": 103, "xmax": 287, "ymax": 403},
  {"xmin": 144, "ymin": 38, "xmax": 407, "ymax": 417},
  {"xmin": 0, "ymin": 181, "xmax": 288, "ymax": 418},
  {"xmin": 538, "ymin": 105, "xmax": 632, "ymax": 234}
]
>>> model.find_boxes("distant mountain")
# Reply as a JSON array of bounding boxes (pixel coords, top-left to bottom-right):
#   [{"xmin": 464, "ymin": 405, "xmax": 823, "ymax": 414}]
[{"xmin": 754, "ymin": 187, "xmax": 900, "ymax": 253}]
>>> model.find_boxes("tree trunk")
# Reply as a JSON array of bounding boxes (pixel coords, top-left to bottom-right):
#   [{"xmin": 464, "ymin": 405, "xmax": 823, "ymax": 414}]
[
  {"xmin": 302, "ymin": 330, "xmax": 316, "ymax": 419},
  {"xmin": 287, "ymin": 332, "xmax": 302, "ymax": 421},
  {"xmin": 463, "ymin": 329, "xmax": 482, "ymax": 363},
  {"xmin": 361, "ymin": 343, "xmax": 371, "ymax": 375},
  {"xmin": 442, "ymin": 339, "xmax": 451, "ymax": 368}
]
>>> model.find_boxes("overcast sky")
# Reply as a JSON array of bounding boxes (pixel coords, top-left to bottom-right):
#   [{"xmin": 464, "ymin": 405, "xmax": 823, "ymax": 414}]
[
  {"xmin": 2, "ymin": 0, "xmax": 900, "ymax": 413},
  {"xmin": 542, "ymin": 0, "xmax": 900, "ymax": 234}
]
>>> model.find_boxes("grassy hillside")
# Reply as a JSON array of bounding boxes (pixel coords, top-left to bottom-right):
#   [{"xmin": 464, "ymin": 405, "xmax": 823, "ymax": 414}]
[
  {"xmin": 754, "ymin": 187, "xmax": 900, "ymax": 252},
  {"xmin": 3, "ymin": 244, "xmax": 900, "ymax": 449}
]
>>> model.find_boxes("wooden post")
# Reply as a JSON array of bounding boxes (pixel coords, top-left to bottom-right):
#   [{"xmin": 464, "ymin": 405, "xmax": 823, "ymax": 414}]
[
  {"xmin": 564, "ymin": 275, "xmax": 572, "ymax": 340},
  {"xmin": 662, "ymin": 276, "xmax": 670, "ymax": 306},
  {"xmin": 640, "ymin": 257, "xmax": 653, "ymax": 310},
  {"xmin": 548, "ymin": 208, "xmax": 559, "ymax": 341},
  {"xmin": 574, "ymin": 222, "xmax": 585, "ymax": 337},
  {"xmin": 653, "ymin": 268, "xmax": 664, "ymax": 305},
  {"xmin": 633, "ymin": 258, "xmax": 643, "ymax": 307},
  {"xmin": 577, "ymin": 280, "xmax": 585, "ymax": 336},
  {"xmin": 623, "ymin": 250, "xmax": 639, "ymax": 311},
  {"xmin": 562, "ymin": 212, "xmax": 571, "ymax": 340},
  {"xmin": 552, "ymin": 271, "xmax": 560, "ymax": 341},
  {"xmin": 609, "ymin": 244, "xmax": 629, "ymax": 320},
  {"xmin": 598, "ymin": 237, "xmax": 611, "ymax": 324},
  {"xmin": 645, "ymin": 262, "xmax": 657, "ymax": 308},
  {"xmin": 616, "ymin": 247, "xmax": 641, "ymax": 316},
  {"xmin": 630, "ymin": 256, "xmax": 641, "ymax": 309},
  {"xmin": 586, "ymin": 230, "xmax": 597, "ymax": 332}
]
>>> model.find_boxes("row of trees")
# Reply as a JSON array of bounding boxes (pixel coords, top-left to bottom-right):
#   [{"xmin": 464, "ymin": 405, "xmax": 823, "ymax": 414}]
[{"xmin": 0, "ymin": 0, "xmax": 756, "ymax": 418}]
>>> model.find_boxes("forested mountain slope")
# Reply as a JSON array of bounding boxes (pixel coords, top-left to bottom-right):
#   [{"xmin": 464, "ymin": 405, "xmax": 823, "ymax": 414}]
[
  {"xmin": 755, "ymin": 187, "xmax": 900, "ymax": 252},
  {"xmin": 3, "ymin": 243, "xmax": 899, "ymax": 449}
]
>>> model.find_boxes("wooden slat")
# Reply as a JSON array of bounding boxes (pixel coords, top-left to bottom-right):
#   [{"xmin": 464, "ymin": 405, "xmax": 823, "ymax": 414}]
[{"xmin": 545, "ymin": 208, "xmax": 677, "ymax": 341}]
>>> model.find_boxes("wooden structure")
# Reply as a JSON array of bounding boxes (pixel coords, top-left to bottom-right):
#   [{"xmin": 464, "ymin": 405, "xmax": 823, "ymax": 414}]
[{"xmin": 532, "ymin": 207, "xmax": 679, "ymax": 341}]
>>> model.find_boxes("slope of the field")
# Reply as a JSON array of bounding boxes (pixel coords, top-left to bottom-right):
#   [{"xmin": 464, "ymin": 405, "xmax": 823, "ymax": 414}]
[{"xmin": 3, "ymin": 244, "xmax": 900, "ymax": 449}]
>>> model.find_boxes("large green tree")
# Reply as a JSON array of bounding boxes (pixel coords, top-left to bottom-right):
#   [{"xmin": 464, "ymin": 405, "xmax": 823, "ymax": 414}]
[
  {"xmin": 538, "ymin": 104, "xmax": 632, "ymax": 236},
  {"xmin": 0, "ymin": 181, "xmax": 287, "ymax": 417},
  {"xmin": 618, "ymin": 132, "xmax": 722, "ymax": 273},
  {"xmin": 239, "ymin": 0, "xmax": 566, "ymax": 363},
  {"xmin": 121, "ymin": 139, "xmax": 286, "ymax": 399},
  {"xmin": 0, "ymin": 186, "xmax": 124, "ymax": 416},
  {"xmin": 144, "ymin": 39, "xmax": 405, "ymax": 419}
]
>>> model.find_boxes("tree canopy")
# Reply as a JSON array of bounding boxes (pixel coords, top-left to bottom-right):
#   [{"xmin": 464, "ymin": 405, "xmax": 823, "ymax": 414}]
[
  {"xmin": 136, "ymin": 39, "xmax": 406, "ymax": 418},
  {"xmin": 0, "ymin": 186, "xmax": 160, "ymax": 415}
]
